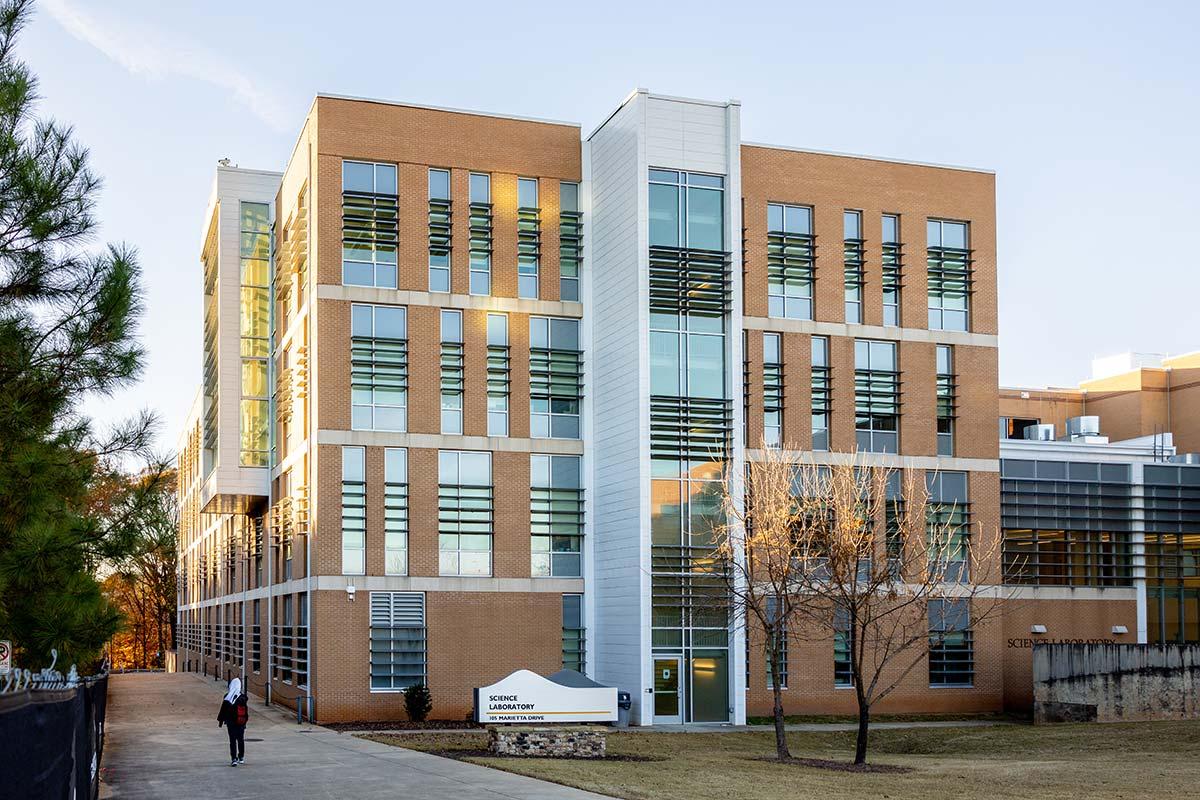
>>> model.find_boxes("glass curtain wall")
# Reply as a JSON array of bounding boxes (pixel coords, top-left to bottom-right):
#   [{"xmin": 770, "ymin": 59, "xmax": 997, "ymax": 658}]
[
  {"xmin": 239, "ymin": 202, "xmax": 270, "ymax": 466},
  {"xmin": 647, "ymin": 168, "xmax": 730, "ymax": 722}
]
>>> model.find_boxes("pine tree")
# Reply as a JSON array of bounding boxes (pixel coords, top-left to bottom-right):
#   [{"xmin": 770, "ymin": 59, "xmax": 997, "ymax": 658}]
[{"xmin": 0, "ymin": 0, "xmax": 162, "ymax": 672}]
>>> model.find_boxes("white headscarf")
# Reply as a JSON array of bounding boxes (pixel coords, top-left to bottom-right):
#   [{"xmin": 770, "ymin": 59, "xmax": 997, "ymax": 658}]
[{"xmin": 225, "ymin": 678, "xmax": 242, "ymax": 704}]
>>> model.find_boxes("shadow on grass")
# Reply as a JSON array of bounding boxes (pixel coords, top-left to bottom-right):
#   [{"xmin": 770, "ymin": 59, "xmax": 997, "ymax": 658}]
[
  {"xmin": 751, "ymin": 755, "xmax": 914, "ymax": 773},
  {"xmin": 426, "ymin": 747, "xmax": 663, "ymax": 763}
]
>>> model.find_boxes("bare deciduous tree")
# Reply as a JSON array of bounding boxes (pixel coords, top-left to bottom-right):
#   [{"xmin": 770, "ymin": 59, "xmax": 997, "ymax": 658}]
[{"xmin": 716, "ymin": 445, "xmax": 1005, "ymax": 765}]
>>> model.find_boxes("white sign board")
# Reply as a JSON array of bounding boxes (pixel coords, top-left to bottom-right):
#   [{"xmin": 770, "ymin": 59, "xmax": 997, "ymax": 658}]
[
  {"xmin": 0, "ymin": 640, "xmax": 10, "ymax": 676},
  {"xmin": 475, "ymin": 670, "xmax": 617, "ymax": 724}
]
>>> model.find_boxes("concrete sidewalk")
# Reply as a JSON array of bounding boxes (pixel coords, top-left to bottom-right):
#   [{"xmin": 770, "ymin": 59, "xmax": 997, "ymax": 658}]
[{"xmin": 100, "ymin": 672, "xmax": 608, "ymax": 800}]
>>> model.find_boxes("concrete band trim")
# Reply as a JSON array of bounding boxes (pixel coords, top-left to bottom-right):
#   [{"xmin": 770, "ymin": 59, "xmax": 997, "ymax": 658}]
[
  {"xmin": 743, "ymin": 315, "xmax": 999, "ymax": 348},
  {"xmin": 316, "ymin": 429, "xmax": 586, "ymax": 454},
  {"xmin": 179, "ymin": 575, "xmax": 586, "ymax": 610},
  {"xmin": 747, "ymin": 449, "xmax": 1001, "ymax": 473},
  {"xmin": 316, "ymin": 284, "xmax": 584, "ymax": 318}
]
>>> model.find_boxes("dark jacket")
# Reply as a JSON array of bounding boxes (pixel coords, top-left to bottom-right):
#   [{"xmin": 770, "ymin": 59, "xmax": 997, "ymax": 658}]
[{"xmin": 217, "ymin": 694, "xmax": 249, "ymax": 728}]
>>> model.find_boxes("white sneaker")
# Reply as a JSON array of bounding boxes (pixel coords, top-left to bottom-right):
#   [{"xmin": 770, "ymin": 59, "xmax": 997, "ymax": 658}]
[
  {"xmin": 238, "ymin": 758, "xmax": 245, "ymax": 764},
  {"xmin": 230, "ymin": 760, "xmax": 238, "ymax": 767}
]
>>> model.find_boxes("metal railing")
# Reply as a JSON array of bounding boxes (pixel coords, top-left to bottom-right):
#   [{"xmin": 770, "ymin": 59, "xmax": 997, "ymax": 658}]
[{"xmin": 0, "ymin": 650, "xmax": 108, "ymax": 799}]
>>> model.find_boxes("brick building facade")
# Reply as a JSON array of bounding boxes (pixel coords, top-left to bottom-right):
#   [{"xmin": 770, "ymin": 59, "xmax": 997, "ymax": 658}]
[{"xmin": 175, "ymin": 89, "xmax": 1196, "ymax": 725}]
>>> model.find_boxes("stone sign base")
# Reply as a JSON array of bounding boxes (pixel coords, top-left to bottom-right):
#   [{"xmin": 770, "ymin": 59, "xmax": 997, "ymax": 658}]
[{"xmin": 488, "ymin": 726, "xmax": 607, "ymax": 758}]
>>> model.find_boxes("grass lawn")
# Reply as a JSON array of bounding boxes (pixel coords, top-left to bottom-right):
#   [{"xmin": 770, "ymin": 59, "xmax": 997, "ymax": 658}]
[
  {"xmin": 744, "ymin": 711, "xmax": 1022, "ymax": 725},
  {"xmin": 362, "ymin": 720, "xmax": 1200, "ymax": 799}
]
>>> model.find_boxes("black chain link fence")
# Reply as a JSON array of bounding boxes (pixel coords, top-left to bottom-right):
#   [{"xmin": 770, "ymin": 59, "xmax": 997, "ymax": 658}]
[{"xmin": 0, "ymin": 673, "xmax": 108, "ymax": 800}]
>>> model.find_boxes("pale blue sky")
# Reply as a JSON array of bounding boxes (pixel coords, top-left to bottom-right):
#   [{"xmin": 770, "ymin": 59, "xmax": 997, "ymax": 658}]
[{"xmin": 21, "ymin": 0, "xmax": 1200, "ymax": 450}]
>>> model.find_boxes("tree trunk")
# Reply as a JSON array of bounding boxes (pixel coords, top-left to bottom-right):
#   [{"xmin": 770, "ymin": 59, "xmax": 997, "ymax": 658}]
[
  {"xmin": 771, "ymin": 646, "xmax": 790, "ymax": 761},
  {"xmin": 854, "ymin": 699, "xmax": 870, "ymax": 765}
]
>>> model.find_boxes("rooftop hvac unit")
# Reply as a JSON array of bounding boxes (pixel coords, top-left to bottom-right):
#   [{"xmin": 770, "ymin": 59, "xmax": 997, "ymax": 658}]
[
  {"xmin": 1024, "ymin": 424, "xmax": 1056, "ymax": 441},
  {"xmin": 1169, "ymin": 453, "xmax": 1200, "ymax": 465},
  {"xmin": 1066, "ymin": 416, "xmax": 1101, "ymax": 438}
]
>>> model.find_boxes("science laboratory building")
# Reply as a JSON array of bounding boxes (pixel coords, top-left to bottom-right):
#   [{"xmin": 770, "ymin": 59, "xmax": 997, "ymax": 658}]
[{"xmin": 174, "ymin": 89, "xmax": 1199, "ymax": 725}]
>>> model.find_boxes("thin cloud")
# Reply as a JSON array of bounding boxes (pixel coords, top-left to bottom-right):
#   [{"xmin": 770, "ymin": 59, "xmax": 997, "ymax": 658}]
[{"xmin": 41, "ymin": 0, "xmax": 291, "ymax": 132}]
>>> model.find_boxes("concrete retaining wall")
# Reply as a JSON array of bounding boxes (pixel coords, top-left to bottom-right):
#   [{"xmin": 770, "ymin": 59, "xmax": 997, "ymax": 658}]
[{"xmin": 1033, "ymin": 644, "xmax": 1200, "ymax": 723}]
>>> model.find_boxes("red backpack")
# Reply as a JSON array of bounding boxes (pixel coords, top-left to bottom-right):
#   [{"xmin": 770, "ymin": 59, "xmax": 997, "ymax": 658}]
[{"xmin": 235, "ymin": 700, "xmax": 249, "ymax": 726}]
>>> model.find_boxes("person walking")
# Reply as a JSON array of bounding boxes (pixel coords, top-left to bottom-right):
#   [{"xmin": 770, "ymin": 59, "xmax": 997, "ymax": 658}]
[{"xmin": 216, "ymin": 677, "xmax": 250, "ymax": 766}]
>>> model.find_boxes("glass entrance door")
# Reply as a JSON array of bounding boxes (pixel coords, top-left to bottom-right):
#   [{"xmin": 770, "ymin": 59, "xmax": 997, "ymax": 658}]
[{"xmin": 653, "ymin": 657, "xmax": 683, "ymax": 724}]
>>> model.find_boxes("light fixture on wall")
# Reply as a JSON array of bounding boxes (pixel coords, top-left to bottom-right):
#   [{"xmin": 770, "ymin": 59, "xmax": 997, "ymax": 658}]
[
  {"xmin": 1030, "ymin": 624, "xmax": 1047, "ymax": 634},
  {"xmin": 346, "ymin": 585, "xmax": 356, "ymax": 602},
  {"xmin": 1112, "ymin": 625, "xmax": 1128, "ymax": 635}
]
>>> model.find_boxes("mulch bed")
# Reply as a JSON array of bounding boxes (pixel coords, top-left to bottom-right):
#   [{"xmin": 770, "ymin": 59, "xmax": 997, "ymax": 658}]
[
  {"xmin": 427, "ymin": 747, "xmax": 661, "ymax": 763},
  {"xmin": 753, "ymin": 756, "xmax": 913, "ymax": 773},
  {"xmin": 325, "ymin": 719, "xmax": 482, "ymax": 732}
]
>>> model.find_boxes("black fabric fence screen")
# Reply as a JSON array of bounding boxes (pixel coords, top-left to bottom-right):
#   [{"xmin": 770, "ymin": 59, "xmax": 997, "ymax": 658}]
[{"xmin": 0, "ymin": 674, "xmax": 108, "ymax": 800}]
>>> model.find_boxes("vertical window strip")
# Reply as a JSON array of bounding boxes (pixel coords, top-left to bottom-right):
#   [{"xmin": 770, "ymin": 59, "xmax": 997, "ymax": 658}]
[
  {"xmin": 833, "ymin": 606, "xmax": 854, "ymax": 687},
  {"xmin": 763, "ymin": 333, "xmax": 783, "ymax": 448},
  {"xmin": 936, "ymin": 345, "xmax": 956, "ymax": 456},
  {"xmin": 843, "ymin": 211, "xmax": 864, "ymax": 324},
  {"xmin": 251, "ymin": 599, "xmax": 261, "ymax": 672},
  {"xmin": 518, "ymin": 178, "xmax": 541, "ymax": 299},
  {"xmin": 562, "ymin": 594, "xmax": 585, "ymax": 672},
  {"xmin": 441, "ymin": 342, "xmax": 464, "ymax": 434},
  {"xmin": 487, "ymin": 343, "xmax": 510, "ymax": 436},
  {"xmin": 882, "ymin": 214, "xmax": 903, "ymax": 326},
  {"xmin": 428, "ymin": 169, "xmax": 451, "ymax": 292},
  {"xmin": 765, "ymin": 597, "xmax": 788, "ymax": 688},
  {"xmin": 468, "ymin": 179, "xmax": 492, "ymax": 295},
  {"xmin": 384, "ymin": 449, "xmax": 409, "ymax": 576},
  {"xmin": 342, "ymin": 161, "xmax": 398, "ymax": 288},
  {"xmin": 559, "ymin": 182, "xmax": 582, "ymax": 301},
  {"xmin": 342, "ymin": 446, "xmax": 366, "ymax": 575},
  {"xmin": 885, "ymin": 495, "xmax": 906, "ymax": 578},
  {"xmin": 369, "ymin": 591, "xmax": 427, "ymax": 690},
  {"xmin": 810, "ymin": 337, "xmax": 831, "ymax": 451},
  {"xmin": 440, "ymin": 311, "xmax": 464, "ymax": 435}
]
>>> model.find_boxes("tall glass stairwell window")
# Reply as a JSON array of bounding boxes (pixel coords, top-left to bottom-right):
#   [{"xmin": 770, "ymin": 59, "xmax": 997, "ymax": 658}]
[
  {"xmin": 239, "ymin": 202, "xmax": 271, "ymax": 466},
  {"xmin": 648, "ymin": 168, "xmax": 730, "ymax": 723}
]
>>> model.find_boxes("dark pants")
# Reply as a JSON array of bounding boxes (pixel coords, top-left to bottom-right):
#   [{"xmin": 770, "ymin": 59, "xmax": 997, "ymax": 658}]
[{"xmin": 226, "ymin": 723, "xmax": 245, "ymax": 761}]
